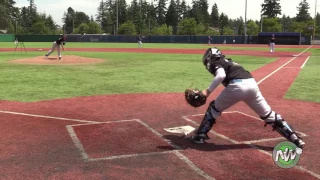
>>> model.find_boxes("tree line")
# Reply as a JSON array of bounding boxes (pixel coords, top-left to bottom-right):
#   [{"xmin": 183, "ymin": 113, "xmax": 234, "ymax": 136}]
[{"xmin": 0, "ymin": 0, "xmax": 320, "ymax": 36}]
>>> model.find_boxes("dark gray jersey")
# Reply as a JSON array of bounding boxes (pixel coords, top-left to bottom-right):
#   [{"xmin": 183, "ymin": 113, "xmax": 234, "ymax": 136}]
[{"xmin": 207, "ymin": 58, "xmax": 253, "ymax": 86}]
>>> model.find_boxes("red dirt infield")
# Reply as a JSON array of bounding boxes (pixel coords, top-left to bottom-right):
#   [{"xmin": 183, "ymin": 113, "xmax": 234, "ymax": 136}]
[
  {"xmin": 0, "ymin": 47, "xmax": 305, "ymax": 57},
  {"xmin": 0, "ymin": 46, "xmax": 319, "ymax": 179},
  {"xmin": 70, "ymin": 120, "xmax": 175, "ymax": 160},
  {"xmin": 184, "ymin": 112, "xmax": 307, "ymax": 142}
]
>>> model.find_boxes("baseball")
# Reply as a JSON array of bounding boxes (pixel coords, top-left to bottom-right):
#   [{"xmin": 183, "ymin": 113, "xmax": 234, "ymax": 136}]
[{"xmin": 296, "ymin": 148, "xmax": 303, "ymax": 154}]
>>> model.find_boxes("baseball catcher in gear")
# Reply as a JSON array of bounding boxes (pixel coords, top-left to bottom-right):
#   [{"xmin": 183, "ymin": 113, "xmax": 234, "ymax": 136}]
[
  {"xmin": 185, "ymin": 88, "xmax": 207, "ymax": 108},
  {"xmin": 188, "ymin": 47, "xmax": 305, "ymax": 149}
]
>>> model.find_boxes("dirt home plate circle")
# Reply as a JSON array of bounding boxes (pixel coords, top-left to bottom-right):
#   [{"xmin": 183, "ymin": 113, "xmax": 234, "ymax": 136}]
[{"xmin": 272, "ymin": 141, "xmax": 303, "ymax": 168}]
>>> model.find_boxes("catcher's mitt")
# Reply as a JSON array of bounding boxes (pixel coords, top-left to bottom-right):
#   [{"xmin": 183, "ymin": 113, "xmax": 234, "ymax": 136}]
[{"xmin": 185, "ymin": 88, "xmax": 207, "ymax": 108}]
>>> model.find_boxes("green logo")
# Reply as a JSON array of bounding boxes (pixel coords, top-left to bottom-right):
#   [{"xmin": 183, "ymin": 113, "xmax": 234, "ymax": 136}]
[{"xmin": 272, "ymin": 141, "xmax": 303, "ymax": 168}]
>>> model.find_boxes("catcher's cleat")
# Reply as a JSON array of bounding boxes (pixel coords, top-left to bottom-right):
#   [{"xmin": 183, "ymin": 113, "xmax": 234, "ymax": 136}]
[
  {"xmin": 262, "ymin": 111, "xmax": 306, "ymax": 149},
  {"xmin": 189, "ymin": 133, "xmax": 210, "ymax": 144},
  {"xmin": 294, "ymin": 138, "xmax": 305, "ymax": 149}
]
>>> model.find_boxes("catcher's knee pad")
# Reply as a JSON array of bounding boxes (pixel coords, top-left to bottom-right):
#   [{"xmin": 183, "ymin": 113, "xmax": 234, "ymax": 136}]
[
  {"xmin": 196, "ymin": 101, "xmax": 221, "ymax": 135},
  {"xmin": 261, "ymin": 111, "xmax": 301, "ymax": 143}
]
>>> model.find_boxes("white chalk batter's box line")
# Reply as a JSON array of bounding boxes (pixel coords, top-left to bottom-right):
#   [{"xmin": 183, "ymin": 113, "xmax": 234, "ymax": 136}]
[
  {"xmin": 0, "ymin": 110, "xmax": 214, "ymax": 180},
  {"xmin": 182, "ymin": 111, "xmax": 307, "ymax": 144},
  {"xmin": 66, "ymin": 119, "xmax": 215, "ymax": 180},
  {"xmin": 66, "ymin": 119, "xmax": 179, "ymax": 162},
  {"xmin": 182, "ymin": 111, "xmax": 320, "ymax": 179}
]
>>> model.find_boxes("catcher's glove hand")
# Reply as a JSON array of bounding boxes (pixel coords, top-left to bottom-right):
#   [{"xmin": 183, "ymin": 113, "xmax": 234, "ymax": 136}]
[{"xmin": 185, "ymin": 88, "xmax": 207, "ymax": 108}]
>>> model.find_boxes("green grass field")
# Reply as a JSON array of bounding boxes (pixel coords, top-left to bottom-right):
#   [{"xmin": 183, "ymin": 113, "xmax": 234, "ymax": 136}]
[
  {"xmin": 0, "ymin": 51, "xmax": 275, "ymax": 102},
  {"xmin": 0, "ymin": 43, "xmax": 318, "ymax": 103},
  {"xmin": 285, "ymin": 56, "xmax": 320, "ymax": 103},
  {"xmin": 0, "ymin": 42, "xmax": 307, "ymax": 52}
]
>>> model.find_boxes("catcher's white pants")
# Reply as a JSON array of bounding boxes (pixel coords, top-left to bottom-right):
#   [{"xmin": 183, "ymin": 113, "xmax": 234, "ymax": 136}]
[
  {"xmin": 214, "ymin": 78, "xmax": 271, "ymax": 118},
  {"xmin": 46, "ymin": 41, "xmax": 61, "ymax": 58},
  {"xmin": 270, "ymin": 43, "xmax": 275, "ymax": 52}
]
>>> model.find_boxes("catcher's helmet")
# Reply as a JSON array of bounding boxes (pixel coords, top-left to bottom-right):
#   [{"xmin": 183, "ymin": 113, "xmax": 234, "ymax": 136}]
[{"xmin": 202, "ymin": 47, "xmax": 222, "ymax": 66}]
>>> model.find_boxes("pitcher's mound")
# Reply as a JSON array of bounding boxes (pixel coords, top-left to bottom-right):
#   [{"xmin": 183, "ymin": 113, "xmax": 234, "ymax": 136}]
[{"xmin": 10, "ymin": 55, "xmax": 105, "ymax": 65}]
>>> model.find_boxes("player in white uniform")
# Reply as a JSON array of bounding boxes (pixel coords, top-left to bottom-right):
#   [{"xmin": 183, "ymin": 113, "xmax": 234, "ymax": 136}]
[{"xmin": 190, "ymin": 48, "xmax": 305, "ymax": 149}]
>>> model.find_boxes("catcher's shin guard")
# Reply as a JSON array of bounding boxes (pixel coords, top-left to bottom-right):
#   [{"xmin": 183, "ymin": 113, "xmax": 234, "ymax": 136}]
[
  {"xmin": 261, "ymin": 111, "xmax": 305, "ymax": 148},
  {"xmin": 194, "ymin": 101, "xmax": 221, "ymax": 139}
]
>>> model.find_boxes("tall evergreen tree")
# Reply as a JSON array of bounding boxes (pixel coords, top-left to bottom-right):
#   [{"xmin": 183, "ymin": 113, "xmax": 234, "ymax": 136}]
[
  {"xmin": 104, "ymin": 0, "xmax": 118, "ymax": 34},
  {"xmin": 199, "ymin": 0, "xmax": 210, "ymax": 25},
  {"xmin": 74, "ymin": 12, "xmax": 90, "ymax": 29},
  {"xmin": 127, "ymin": 0, "xmax": 141, "ymax": 33},
  {"xmin": 180, "ymin": 0, "xmax": 188, "ymax": 19},
  {"xmin": 19, "ymin": 7, "xmax": 29, "ymax": 28},
  {"xmin": 219, "ymin": 13, "xmax": 229, "ymax": 35},
  {"xmin": 296, "ymin": 0, "xmax": 311, "ymax": 22},
  {"xmin": 156, "ymin": 0, "xmax": 167, "ymax": 25},
  {"xmin": 118, "ymin": 0, "xmax": 128, "ymax": 25},
  {"xmin": 147, "ymin": 0, "xmax": 158, "ymax": 34},
  {"xmin": 27, "ymin": 0, "xmax": 37, "ymax": 22},
  {"xmin": 96, "ymin": 0, "xmax": 106, "ymax": 25},
  {"xmin": 138, "ymin": 0, "xmax": 151, "ymax": 34},
  {"xmin": 261, "ymin": 0, "xmax": 282, "ymax": 18},
  {"xmin": 232, "ymin": 17, "xmax": 244, "ymax": 35},
  {"xmin": 210, "ymin": 3, "xmax": 219, "ymax": 27},
  {"xmin": 315, "ymin": 13, "xmax": 320, "ymax": 35},
  {"xmin": 190, "ymin": 0, "xmax": 209, "ymax": 25},
  {"xmin": 280, "ymin": 14, "xmax": 292, "ymax": 32},
  {"xmin": 95, "ymin": 0, "xmax": 109, "ymax": 32},
  {"xmin": 175, "ymin": 0, "xmax": 182, "ymax": 21},
  {"xmin": 190, "ymin": 0, "xmax": 200, "ymax": 23},
  {"xmin": 165, "ymin": 0, "xmax": 178, "ymax": 34},
  {"xmin": 0, "ymin": 0, "xmax": 18, "ymax": 30},
  {"xmin": 62, "ymin": 7, "xmax": 76, "ymax": 33},
  {"xmin": 45, "ymin": 15, "xmax": 56, "ymax": 32}
]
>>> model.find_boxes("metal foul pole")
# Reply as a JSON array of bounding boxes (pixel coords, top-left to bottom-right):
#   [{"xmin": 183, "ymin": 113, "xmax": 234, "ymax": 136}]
[
  {"xmin": 244, "ymin": 0, "xmax": 247, "ymax": 44},
  {"xmin": 116, "ymin": 0, "xmax": 119, "ymax": 35},
  {"xmin": 313, "ymin": 0, "xmax": 317, "ymax": 45}
]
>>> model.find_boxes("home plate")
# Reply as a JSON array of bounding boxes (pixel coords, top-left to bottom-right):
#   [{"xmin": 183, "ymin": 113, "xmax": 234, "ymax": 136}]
[{"xmin": 163, "ymin": 125, "xmax": 195, "ymax": 136}]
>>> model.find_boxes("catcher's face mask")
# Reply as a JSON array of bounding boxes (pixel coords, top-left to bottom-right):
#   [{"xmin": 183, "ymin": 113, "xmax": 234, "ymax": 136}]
[
  {"xmin": 203, "ymin": 48, "xmax": 222, "ymax": 74},
  {"xmin": 202, "ymin": 47, "xmax": 222, "ymax": 65}
]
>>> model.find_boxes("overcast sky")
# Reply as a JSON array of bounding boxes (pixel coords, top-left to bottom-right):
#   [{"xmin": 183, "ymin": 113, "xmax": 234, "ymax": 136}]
[{"xmin": 16, "ymin": 0, "xmax": 317, "ymax": 26}]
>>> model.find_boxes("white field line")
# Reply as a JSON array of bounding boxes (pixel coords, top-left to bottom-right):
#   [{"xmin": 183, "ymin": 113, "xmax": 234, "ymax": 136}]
[
  {"xmin": 184, "ymin": 111, "xmax": 307, "ymax": 139},
  {"xmin": 87, "ymin": 151, "xmax": 176, "ymax": 162},
  {"xmin": 182, "ymin": 112, "xmax": 319, "ymax": 179},
  {"xmin": 66, "ymin": 125, "xmax": 90, "ymax": 161},
  {"xmin": 135, "ymin": 119, "xmax": 215, "ymax": 180},
  {"xmin": 174, "ymin": 151, "xmax": 216, "ymax": 180},
  {"xmin": 68, "ymin": 119, "xmax": 139, "ymax": 127},
  {"xmin": 257, "ymin": 45, "xmax": 313, "ymax": 85},
  {"xmin": 301, "ymin": 56, "xmax": 310, "ymax": 69},
  {"xmin": 0, "ymin": 110, "xmax": 98, "ymax": 123},
  {"xmin": 66, "ymin": 118, "xmax": 215, "ymax": 180}
]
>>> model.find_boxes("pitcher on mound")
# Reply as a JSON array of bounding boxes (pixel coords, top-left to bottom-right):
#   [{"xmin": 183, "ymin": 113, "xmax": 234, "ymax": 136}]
[{"xmin": 45, "ymin": 34, "xmax": 66, "ymax": 60}]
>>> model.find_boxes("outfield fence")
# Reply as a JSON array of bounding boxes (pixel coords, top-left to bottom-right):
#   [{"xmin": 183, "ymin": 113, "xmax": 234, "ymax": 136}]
[
  {"xmin": 0, "ymin": 34, "xmax": 312, "ymax": 45},
  {"xmin": 0, "ymin": 34, "xmax": 15, "ymax": 42}
]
